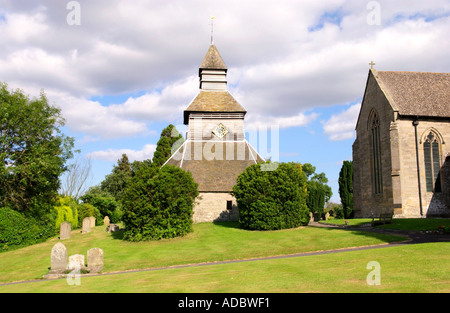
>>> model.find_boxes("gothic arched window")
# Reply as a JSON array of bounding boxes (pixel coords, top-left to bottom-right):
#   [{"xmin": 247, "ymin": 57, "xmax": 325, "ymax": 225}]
[
  {"xmin": 423, "ymin": 132, "xmax": 442, "ymax": 192},
  {"xmin": 369, "ymin": 110, "xmax": 382, "ymax": 194}
]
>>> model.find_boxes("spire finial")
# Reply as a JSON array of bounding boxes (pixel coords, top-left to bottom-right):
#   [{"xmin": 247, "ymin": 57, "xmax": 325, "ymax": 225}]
[
  {"xmin": 210, "ymin": 16, "xmax": 215, "ymax": 45},
  {"xmin": 369, "ymin": 60, "xmax": 375, "ymax": 70}
]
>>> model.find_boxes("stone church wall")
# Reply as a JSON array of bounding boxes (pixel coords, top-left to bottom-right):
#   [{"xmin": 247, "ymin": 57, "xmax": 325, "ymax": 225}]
[
  {"xmin": 354, "ymin": 71, "xmax": 450, "ymax": 218},
  {"xmin": 396, "ymin": 119, "xmax": 450, "ymax": 217},
  {"xmin": 353, "ymin": 72, "xmax": 395, "ymax": 217}
]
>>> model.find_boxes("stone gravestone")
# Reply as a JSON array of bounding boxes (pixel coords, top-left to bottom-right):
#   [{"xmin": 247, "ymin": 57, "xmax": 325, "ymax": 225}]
[
  {"xmin": 50, "ymin": 242, "xmax": 68, "ymax": 274},
  {"xmin": 82, "ymin": 217, "xmax": 91, "ymax": 234},
  {"xmin": 87, "ymin": 248, "xmax": 104, "ymax": 273},
  {"xmin": 325, "ymin": 212, "xmax": 330, "ymax": 221},
  {"xmin": 107, "ymin": 224, "xmax": 120, "ymax": 233},
  {"xmin": 89, "ymin": 216, "xmax": 96, "ymax": 228},
  {"xmin": 59, "ymin": 222, "xmax": 71, "ymax": 240},
  {"xmin": 103, "ymin": 216, "xmax": 110, "ymax": 227},
  {"xmin": 68, "ymin": 254, "xmax": 85, "ymax": 271}
]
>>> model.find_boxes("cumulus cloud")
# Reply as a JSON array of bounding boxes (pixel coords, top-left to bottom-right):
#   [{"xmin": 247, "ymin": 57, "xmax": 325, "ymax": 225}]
[
  {"xmin": 0, "ymin": 0, "xmax": 449, "ymax": 141},
  {"xmin": 323, "ymin": 103, "xmax": 361, "ymax": 141},
  {"xmin": 87, "ymin": 144, "xmax": 157, "ymax": 162}
]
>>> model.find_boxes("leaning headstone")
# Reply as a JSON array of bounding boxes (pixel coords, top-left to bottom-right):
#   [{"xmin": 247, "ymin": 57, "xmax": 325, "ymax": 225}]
[
  {"xmin": 50, "ymin": 242, "xmax": 68, "ymax": 274},
  {"xmin": 59, "ymin": 222, "xmax": 71, "ymax": 240},
  {"xmin": 89, "ymin": 216, "xmax": 96, "ymax": 228},
  {"xmin": 103, "ymin": 216, "xmax": 110, "ymax": 226},
  {"xmin": 68, "ymin": 254, "xmax": 85, "ymax": 271},
  {"xmin": 87, "ymin": 248, "xmax": 104, "ymax": 273},
  {"xmin": 82, "ymin": 217, "xmax": 91, "ymax": 234}
]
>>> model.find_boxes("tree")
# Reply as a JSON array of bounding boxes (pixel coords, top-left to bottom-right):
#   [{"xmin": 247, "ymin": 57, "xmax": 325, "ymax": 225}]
[
  {"xmin": 0, "ymin": 83, "xmax": 74, "ymax": 218},
  {"xmin": 152, "ymin": 124, "xmax": 184, "ymax": 167},
  {"xmin": 302, "ymin": 163, "xmax": 332, "ymax": 216},
  {"xmin": 338, "ymin": 160, "xmax": 354, "ymax": 218},
  {"xmin": 101, "ymin": 154, "xmax": 132, "ymax": 204},
  {"xmin": 60, "ymin": 154, "xmax": 92, "ymax": 201},
  {"xmin": 233, "ymin": 162, "xmax": 310, "ymax": 230},
  {"xmin": 80, "ymin": 186, "xmax": 121, "ymax": 223},
  {"xmin": 121, "ymin": 163, "xmax": 198, "ymax": 241}
]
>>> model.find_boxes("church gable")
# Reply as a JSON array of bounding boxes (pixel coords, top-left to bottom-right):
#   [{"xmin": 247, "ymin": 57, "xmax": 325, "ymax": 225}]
[{"xmin": 355, "ymin": 69, "xmax": 394, "ymax": 132}]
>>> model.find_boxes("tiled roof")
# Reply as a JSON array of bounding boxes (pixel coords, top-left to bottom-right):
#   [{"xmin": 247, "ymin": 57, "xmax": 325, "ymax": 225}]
[
  {"xmin": 200, "ymin": 45, "xmax": 227, "ymax": 70},
  {"xmin": 165, "ymin": 140, "xmax": 264, "ymax": 192},
  {"xmin": 184, "ymin": 91, "xmax": 247, "ymax": 124},
  {"xmin": 374, "ymin": 70, "xmax": 450, "ymax": 118}
]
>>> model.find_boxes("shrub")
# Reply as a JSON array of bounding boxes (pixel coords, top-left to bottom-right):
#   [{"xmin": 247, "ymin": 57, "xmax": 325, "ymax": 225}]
[
  {"xmin": 81, "ymin": 186, "xmax": 122, "ymax": 223},
  {"xmin": 122, "ymin": 164, "xmax": 198, "ymax": 241},
  {"xmin": 77, "ymin": 203, "xmax": 101, "ymax": 227},
  {"xmin": 233, "ymin": 162, "xmax": 310, "ymax": 230},
  {"xmin": 54, "ymin": 196, "xmax": 78, "ymax": 231},
  {"xmin": 0, "ymin": 207, "xmax": 54, "ymax": 251}
]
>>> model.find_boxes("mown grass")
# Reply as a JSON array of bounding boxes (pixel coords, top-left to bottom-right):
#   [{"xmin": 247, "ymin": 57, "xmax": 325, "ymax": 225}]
[
  {"xmin": 1, "ymin": 242, "xmax": 448, "ymax": 293},
  {"xmin": 0, "ymin": 222, "xmax": 405, "ymax": 284},
  {"xmin": 320, "ymin": 217, "xmax": 450, "ymax": 231}
]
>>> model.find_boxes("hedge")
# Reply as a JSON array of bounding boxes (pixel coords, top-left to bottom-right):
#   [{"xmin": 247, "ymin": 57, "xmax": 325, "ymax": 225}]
[{"xmin": 0, "ymin": 207, "xmax": 54, "ymax": 251}]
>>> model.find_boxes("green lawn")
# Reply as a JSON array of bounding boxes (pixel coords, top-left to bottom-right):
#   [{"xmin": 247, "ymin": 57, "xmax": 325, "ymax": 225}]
[
  {"xmin": 320, "ymin": 217, "xmax": 450, "ymax": 231},
  {"xmin": 1, "ymin": 242, "xmax": 448, "ymax": 293},
  {"xmin": 0, "ymin": 222, "xmax": 405, "ymax": 285}
]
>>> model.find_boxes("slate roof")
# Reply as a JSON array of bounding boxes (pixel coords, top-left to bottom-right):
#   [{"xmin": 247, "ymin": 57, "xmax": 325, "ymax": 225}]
[
  {"xmin": 199, "ymin": 44, "xmax": 227, "ymax": 71},
  {"xmin": 165, "ymin": 140, "xmax": 264, "ymax": 192},
  {"xmin": 184, "ymin": 91, "xmax": 247, "ymax": 124},
  {"xmin": 374, "ymin": 70, "xmax": 450, "ymax": 118}
]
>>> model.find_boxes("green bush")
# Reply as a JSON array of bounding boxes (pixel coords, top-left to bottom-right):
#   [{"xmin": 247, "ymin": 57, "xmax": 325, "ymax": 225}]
[
  {"xmin": 122, "ymin": 164, "xmax": 198, "ymax": 241},
  {"xmin": 77, "ymin": 203, "xmax": 101, "ymax": 227},
  {"xmin": 233, "ymin": 162, "xmax": 310, "ymax": 230},
  {"xmin": 54, "ymin": 196, "xmax": 78, "ymax": 231},
  {"xmin": 80, "ymin": 186, "xmax": 122, "ymax": 223},
  {"xmin": 0, "ymin": 207, "xmax": 54, "ymax": 251}
]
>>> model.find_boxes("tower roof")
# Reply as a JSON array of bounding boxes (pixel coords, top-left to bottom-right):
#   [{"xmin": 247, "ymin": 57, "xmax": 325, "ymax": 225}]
[
  {"xmin": 183, "ymin": 91, "xmax": 246, "ymax": 124},
  {"xmin": 199, "ymin": 44, "xmax": 227, "ymax": 71}
]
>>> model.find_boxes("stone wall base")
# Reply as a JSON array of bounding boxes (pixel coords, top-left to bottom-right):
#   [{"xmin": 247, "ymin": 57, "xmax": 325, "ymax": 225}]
[{"xmin": 193, "ymin": 192, "xmax": 238, "ymax": 223}]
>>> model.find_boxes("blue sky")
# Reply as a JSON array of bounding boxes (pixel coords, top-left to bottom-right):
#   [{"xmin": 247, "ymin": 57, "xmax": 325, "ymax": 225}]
[{"xmin": 1, "ymin": 0, "xmax": 449, "ymax": 203}]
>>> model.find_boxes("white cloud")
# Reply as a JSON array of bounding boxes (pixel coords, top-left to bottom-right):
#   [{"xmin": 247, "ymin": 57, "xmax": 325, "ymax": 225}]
[
  {"xmin": 244, "ymin": 111, "xmax": 318, "ymax": 131},
  {"xmin": 87, "ymin": 144, "xmax": 157, "ymax": 162},
  {"xmin": 323, "ymin": 103, "xmax": 361, "ymax": 141},
  {"xmin": 0, "ymin": 0, "xmax": 448, "ymax": 141}
]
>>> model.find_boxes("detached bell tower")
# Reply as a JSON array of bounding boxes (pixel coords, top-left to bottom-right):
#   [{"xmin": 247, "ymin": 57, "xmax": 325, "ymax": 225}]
[{"xmin": 164, "ymin": 38, "xmax": 264, "ymax": 223}]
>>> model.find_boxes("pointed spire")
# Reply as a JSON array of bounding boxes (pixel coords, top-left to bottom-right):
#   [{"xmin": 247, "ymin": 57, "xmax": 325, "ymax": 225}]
[
  {"xmin": 199, "ymin": 44, "xmax": 227, "ymax": 90},
  {"xmin": 200, "ymin": 44, "xmax": 227, "ymax": 70}
]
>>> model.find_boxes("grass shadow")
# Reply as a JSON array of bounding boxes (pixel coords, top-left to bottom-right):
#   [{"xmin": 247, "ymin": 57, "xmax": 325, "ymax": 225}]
[
  {"xmin": 212, "ymin": 221, "xmax": 242, "ymax": 229},
  {"xmin": 110, "ymin": 230, "xmax": 125, "ymax": 240}
]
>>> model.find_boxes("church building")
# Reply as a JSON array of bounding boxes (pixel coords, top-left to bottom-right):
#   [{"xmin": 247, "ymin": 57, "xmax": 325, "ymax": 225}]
[
  {"xmin": 353, "ymin": 68, "xmax": 450, "ymax": 218},
  {"xmin": 164, "ymin": 44, "xmax": 264, "ymax": 222}
]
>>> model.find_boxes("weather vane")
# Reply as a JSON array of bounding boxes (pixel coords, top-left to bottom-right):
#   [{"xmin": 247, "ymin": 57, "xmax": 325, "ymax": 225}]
[{"xmin": 211, "ymin": 16, "xmax": 215, "ymax": 45}]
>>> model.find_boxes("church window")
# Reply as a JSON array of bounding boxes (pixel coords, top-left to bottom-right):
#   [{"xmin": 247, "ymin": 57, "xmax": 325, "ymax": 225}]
[
  {"xmin": 226, "ymin": 201, "xmax": 233, "ymax": 211},
  {"xmin": 423, "ymin": 132, "xmax": 441, "ymax": 192},
  {"xmin": 370, "ymin": 111, "xmax": 383, "ymax": 194}
]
